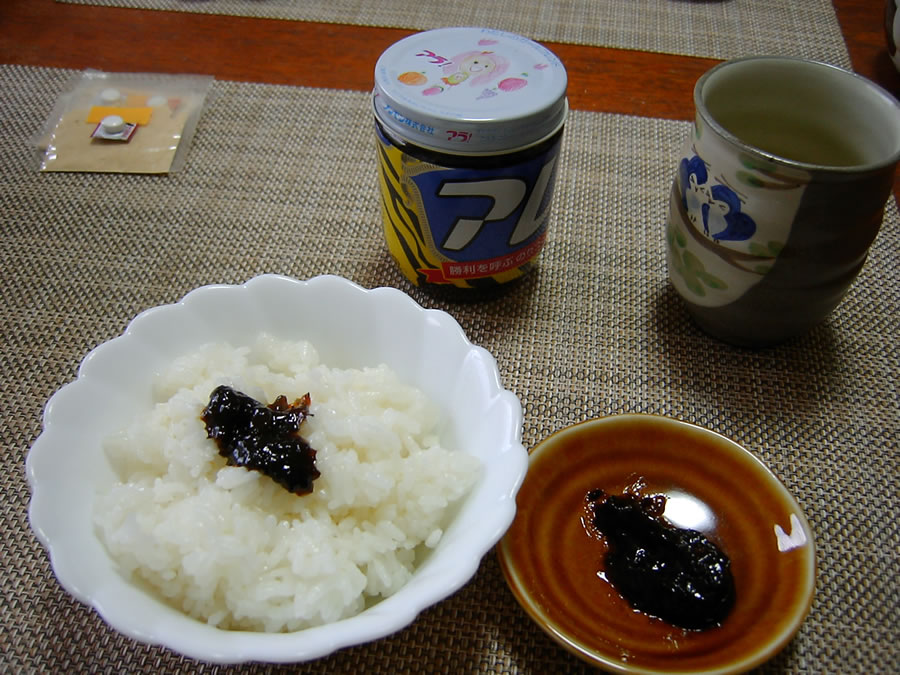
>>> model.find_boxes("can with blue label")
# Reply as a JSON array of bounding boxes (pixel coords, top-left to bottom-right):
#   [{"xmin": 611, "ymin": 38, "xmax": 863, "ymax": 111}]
[{"xmin": 373, "ymin": 27, "xmax": 568, "ymax": 289}]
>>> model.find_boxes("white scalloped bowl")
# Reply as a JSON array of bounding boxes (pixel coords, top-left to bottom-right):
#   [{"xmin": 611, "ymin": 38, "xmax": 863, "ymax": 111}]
[{"xmin": 26, "ymin": 274, "xmax": 527, "ymax": 664}]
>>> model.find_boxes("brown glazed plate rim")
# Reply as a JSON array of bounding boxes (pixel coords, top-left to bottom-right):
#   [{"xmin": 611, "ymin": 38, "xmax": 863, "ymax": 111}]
[{"xmin": 497, "ymin": 414, "xmax": 816, "ymax": 675}]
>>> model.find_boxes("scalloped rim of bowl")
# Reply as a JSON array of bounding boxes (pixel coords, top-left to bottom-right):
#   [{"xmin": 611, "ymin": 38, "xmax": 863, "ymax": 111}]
[
  {"xmin": 497, "ymin": 414, "xmax": 816, "ymax": 675},
  {"xmin": 26, "ymin": 274, "xmax": 528, "ymax": 664}
]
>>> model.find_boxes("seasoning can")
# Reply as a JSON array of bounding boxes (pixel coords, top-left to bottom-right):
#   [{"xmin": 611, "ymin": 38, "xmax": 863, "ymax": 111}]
[{"xmin": 374, "ymin": 27, "xmax": 568, "ymax": 289}]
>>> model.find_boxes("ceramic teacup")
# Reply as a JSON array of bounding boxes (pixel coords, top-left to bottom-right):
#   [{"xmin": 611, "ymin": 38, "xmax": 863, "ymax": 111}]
[
  {"xmin": 665, "ymin": 56, "xmax": 900, "ymax": 347},
  {"xmin": 887, "ymin": 0, "xmax": 900, "ymax": 72}
]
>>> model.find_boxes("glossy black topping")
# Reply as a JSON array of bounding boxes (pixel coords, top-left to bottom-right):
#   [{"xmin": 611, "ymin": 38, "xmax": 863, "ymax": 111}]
[
  {"xmin": 586, "ymin": 489, "xmax": 735, "ymax": 630},
  {"xmin": 201, "ymin": 385, "xmax": 320, "ymax": 495}
]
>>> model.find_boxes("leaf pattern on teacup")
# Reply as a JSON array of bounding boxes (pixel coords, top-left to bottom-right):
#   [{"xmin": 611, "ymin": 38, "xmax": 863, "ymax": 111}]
[
  {"xmin": 737, "ymin": 154, "xmax": 808, "ymax": 190},
  {"xmin": 667, "ymin": 223, "xmax": 727, "ymax": 297}
]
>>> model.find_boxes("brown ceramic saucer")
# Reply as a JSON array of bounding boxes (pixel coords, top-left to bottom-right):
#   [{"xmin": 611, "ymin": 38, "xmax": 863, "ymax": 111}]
[{"xmin": 497, "ymin": 415, "xmax": 816, "ymax": 674}]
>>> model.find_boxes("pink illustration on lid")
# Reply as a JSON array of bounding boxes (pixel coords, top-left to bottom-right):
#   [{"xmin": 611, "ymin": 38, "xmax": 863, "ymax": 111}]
[
  {"xmin": 441, "ymin": 51, "xmax": 510, "ymax": 87},
  {"xmin": 498, "ymin": 77, "xmax": 528, "ymax": 92},
  {"xmin": 407, "ymin": 36, "xmax": 541, "ymax": 99}
]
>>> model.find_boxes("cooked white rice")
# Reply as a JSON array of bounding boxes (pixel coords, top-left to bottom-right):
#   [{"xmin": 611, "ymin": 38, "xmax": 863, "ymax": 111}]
[{"xmin": 94, "ymin": 335, "xmax": 480, "ymax": 632}]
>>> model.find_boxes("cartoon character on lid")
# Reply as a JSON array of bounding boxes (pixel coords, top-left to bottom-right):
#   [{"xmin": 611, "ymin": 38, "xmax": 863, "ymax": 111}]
[
  {"xmin": 441, "ymin": 51, "xmax": 509, "ymax": 87},
  {"xmin": 405, "ymin": 43, "xmax": 529, "ymax": 97}
]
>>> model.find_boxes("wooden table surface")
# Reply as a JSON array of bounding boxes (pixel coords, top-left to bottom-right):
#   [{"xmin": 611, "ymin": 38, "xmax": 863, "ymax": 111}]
[{"xmin": 1, "ymin": 0, "xmax": 898, "ymax": 187}]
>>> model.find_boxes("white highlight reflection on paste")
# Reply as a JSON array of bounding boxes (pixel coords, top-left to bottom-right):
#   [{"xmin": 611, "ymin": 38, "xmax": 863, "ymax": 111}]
[{"xmin": 663, "ymin": 491, "xmax": 716, "ymax": 532}]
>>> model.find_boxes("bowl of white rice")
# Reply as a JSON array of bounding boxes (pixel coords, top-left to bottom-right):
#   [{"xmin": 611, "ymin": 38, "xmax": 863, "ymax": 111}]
[{"xmin": 26, "ymin": 274, "xmax": 527, "ymax": 664}]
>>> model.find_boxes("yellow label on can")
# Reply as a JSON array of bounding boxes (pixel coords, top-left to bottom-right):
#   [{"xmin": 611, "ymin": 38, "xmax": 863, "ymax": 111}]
[{"xmin": 375, "ymin": 123, "xmax": 561, "ymax": 288}]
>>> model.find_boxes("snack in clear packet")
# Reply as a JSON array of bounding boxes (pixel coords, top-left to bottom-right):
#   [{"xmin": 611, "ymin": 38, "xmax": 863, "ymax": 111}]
[
  {"xmin": 90, "ymin": 115, "xmax": 137, "ymax": 141},
  {"xmin": 35, "ymin": 70, "xmax": 212, "ymax": 174}
]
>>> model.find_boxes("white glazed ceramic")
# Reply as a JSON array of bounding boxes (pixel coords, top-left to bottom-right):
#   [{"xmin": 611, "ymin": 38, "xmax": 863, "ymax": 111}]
[
  {"xmin": 26, "ymin": 274, "xmax": 528, "ymax": 664},
  {"xmin": 666, "ymin": 56, "xmax": 900, "ymax": 346}
]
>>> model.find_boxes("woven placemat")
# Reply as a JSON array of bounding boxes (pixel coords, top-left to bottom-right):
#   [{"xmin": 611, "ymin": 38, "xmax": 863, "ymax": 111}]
[
  {"xmin": 2, "ymin": 64, "xmax": 897, "ymax": 673},
  {"xmin": 54, "ymin": 0, "xmax": 852, "ymax": 67}
]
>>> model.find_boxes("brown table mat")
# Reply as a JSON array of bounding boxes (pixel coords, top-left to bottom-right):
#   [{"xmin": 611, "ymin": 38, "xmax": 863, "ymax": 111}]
[
  {"xmin": 54, "ymin": 0, "xmax": 852, "ymax": 67},
  {"xmin": 2, "ymin": 64, "xmax": 898, "ymax": 673}
]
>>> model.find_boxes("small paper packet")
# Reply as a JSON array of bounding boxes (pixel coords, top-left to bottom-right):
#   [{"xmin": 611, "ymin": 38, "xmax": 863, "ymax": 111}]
[{"xmin": 35, "ymin": 70, "xmax": 214, "ymax": 174}]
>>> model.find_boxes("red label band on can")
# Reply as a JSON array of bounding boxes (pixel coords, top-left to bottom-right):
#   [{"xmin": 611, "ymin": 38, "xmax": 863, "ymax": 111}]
[{"xmin": 373, "ymin": 27, "xmax": 568, "ymax": 289}]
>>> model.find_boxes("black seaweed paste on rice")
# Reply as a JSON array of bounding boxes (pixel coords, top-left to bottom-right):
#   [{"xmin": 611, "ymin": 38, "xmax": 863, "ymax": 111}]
[
  {"xmin": 94, "ymin": 335, "xmax": 481, "ymax": 633},
  {"xmin": 202, "ymin": 385, "xmax": 320, "ymax": 496}
]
